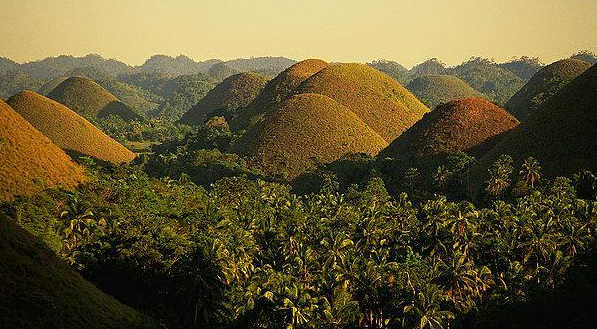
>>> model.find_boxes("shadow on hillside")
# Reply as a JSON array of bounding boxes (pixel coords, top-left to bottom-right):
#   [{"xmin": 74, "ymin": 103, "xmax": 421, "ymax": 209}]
[
  {"xmin": 64, "ymin": 149, "xmax": 113, "ymax": 167},
  {"xmin": 466, "ymin": 130, "xmax": 512, "ymax": 158}
]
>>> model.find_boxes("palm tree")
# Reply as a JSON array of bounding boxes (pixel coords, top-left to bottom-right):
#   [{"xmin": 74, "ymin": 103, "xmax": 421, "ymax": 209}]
[
  {"xmin": 433, "ymin": 165, "xmax": 451, "ymax": 191},
  {"xmin": 519, "ymin": 157, "xmax": 541, "ymax": 188},
  {"xmin": 403, "ymin": 284, "xmax": 454, "ymax": 329}
]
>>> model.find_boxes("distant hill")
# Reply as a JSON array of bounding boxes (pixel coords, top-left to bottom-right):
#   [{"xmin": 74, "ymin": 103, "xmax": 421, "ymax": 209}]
[
  {"xmin": 231, "ymin": 59, "xmax": 329, "ymax": 130},
  {"xmin": 7, "ymin": 91, "xmax": 136, "ymax": 164},
  {"xmin": 0, "ymin": 213, "xmax": 157, "ymax": 329},
  {"xmin": 229, "ymin": 93, "xmax": 387, "ymax": 179},
  {"xmin": 37, "ymin": 76, "xmax": 68, "ymax": 95},
  {"xmin": 208, "ymin": 62, "xmax": 240, "ymax": 81},
  {"xmin": 406, "ymin": 75, "xmax": 487, "ymax": 109},
  {"xmin": 367, "ymin": 60, "xmax": 410, "ymax": 84},
  {"xmin": 0, "ymin": 70, "xmax": 46, "ymax": 99},
  {"xmin": 0, "ymin": 100, "xmax": 84, "ymax": 201},
  {"xmin": 295, "ymin": 63, "xmax": 430, "ymax": 142},
  {"xmin": 136, "ymin": 55, "xmax": 220, "ymax": 76},
  {"xmin": 498, "ymin": 56, "xmax": 544, "ymax": 81},
  {"xmin": 505, "ymin": 59, "xmax": 591, "ymax": 120},
  {"xmin": 380, "ymin": 98, "xmax": 519, "ymax": 159},
  {"xmin": 223, "ymin": 56, "xmax": 296, "ymax": 74},
  {"xmin": 0, "ymin": 57, "xmax": 18, "ymax": 72},
  {"xmin": 475, "ymin": 63, "xmax": 597, "ymax": 182},
  {"xmin": 178, "ymin": 72, "xmax": 270, "ymax": 125},
  {"xmin": 449, "ymin": 57, "xmax": 525, "ymax": 105},
  {"xmin": 19, "ymin": 54, "xmax": 131, "ymax": 79},
  {"xmin": 571, "ymin": 50, "xmax": 597, "ymax": 64},
  {"xmin": 48, "ymin": 77, "xmax": 141, "ymax": 121},
  {"xmin": 410, "ymin": 58, "xmax": 447, "ymax": 77}
]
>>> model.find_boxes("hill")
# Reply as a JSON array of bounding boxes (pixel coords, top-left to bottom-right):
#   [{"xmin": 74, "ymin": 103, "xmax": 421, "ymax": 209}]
[
  {"xmin": 223, "ymin": 56, "xmax": 296, "ymax": 74},
  {"xmin": 208, "ymin": 62, "xmax": 240, "ymax": 81},
  {"xmin": 37, "ymin": 76, "xmax": 68, "ymax": 95},
  {"xmin": 228, "ymin": 93, "xmax": 387, "ymax": 179},
  {"xmin": 0, "ymin": 57, "xmax": 18, "ymax": 72},
  {"xmin": 47, "ymin": 77, "xmax": 141, "ymax": 121},
  {"xmin": 7, "ymin": 91, "xmax": 136, "ymax": 164},
  {"xmin": 571, "ymin": 50, "xmax": 597, "ymax": 64},
  {"xmin": 505, "ymin": 59, "xmax": 591, "ymax": 120},
  {"xmin": 380, "ymin": 98, "xmax": 519, "ymax": 159},
  {"xmin": 498, "ymin": 56, "xmax": 544, "ymax": 81},
  {"xmin": 178, "ymin": 72, "xmax": 270, "ymax": 125},
  {"xmin": 410, "ymin": 58, "xmax": 447, "ymax": 77},
  {"xmin": 19, "ymin": 54, "xmax": 131, "ymax": 79},
  {"xmin": 294, "ymin": 63, "xmax": 430, "ymax": 142},
  {"xmin": 0, "ymin": 100, "xmax": 84, "ymax": 201},
  {"xmin": 136, "ymin": 55, "xmax": 220, "ymax": 76},
  {"xmin": 475, "ymin": 63, "xmax": 597, "ymax": 182},
  {"xmin": 0, "ymin": 213, "xmax": 156, "ymax": 329},
  {"xmin": 449, "ymin": 57, "xmax": 525, "ymax": 105},
  {"xmin": 367, "ymin": 60, "xmax": 410, "ymax": 84},
  {"xmin": 406, "ymin": 75, "xmax": 487, "ymax": 109},
  {"xmin": 230, "ymin": 59, "xmax": 329, "ymax": 130}
]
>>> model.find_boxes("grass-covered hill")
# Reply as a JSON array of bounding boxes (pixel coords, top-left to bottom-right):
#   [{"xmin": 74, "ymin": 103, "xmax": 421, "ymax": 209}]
[
  {"xmin": 229, "ymin": 93, "xmax": 387, "ymax": 179},
  {"xmin": 295, "ymin": 63, "xmax": 430, "ymax": 142},
  {"xmin": 230, "ymin": 59, "xmax": 329, "ymax": 130},
  {"xmin": 367, "ymin": 60, "xmax": 410, "ymax": 85},
  {"xmin": 48, "ymin": 77, "xmax": 141, "ymax": 121},
  {"xmin": 505, "ymin": 59, "xmax": 591, "ymax": 120},
  {"xmin": 7, "ymin": 91, "xmax": 136, "ymax": 164},
  {"xmin": 476, "ymin": 63, "xmax": 597, "ymax": 181},
  {"xmin": 449, "ymin": 57, "xmax": 525, "ymax": 105},
  {"xmin": 380, "ymin": 98, "xmax": 519, "ymax": 159},
  {"xmin": 406, "ymin": 74, "xmax": 487, "ymax": 109},
  {"xmin": 207, "ymin": 62, "xmax": 240, "ymax": 81},
  {"xmin": 498, "ymin": 56, "xmax": 544, "ymax": 81},
  {"xmin": 410, "ymin": 58, "xmax": 447, "ymax": 77},
  {"xmin": 0, "ymin": 100, "xmax": 84, "ymax": 201},
  {"xmin": 0, "ymin": 213, "xmax": 157, "ymax": 329},
  {"xmin": 178, "ymin": 72, "xmax": 270, "ymax": 125}
]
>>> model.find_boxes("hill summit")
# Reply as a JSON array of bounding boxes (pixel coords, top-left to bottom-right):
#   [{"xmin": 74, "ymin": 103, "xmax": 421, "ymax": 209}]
[
  {"xmin": 7, "ymin": 91, "xmax": 136, "ymax": 164},
  {"xmin": 48, "ymin": 77, "xmax": 141, "ymax": 121},
  {"xmin": 380, "ymin": 98, "xmax": 519, "ymax": 158},
  {"xmin": 406, "ymin": 74, "xmax": 486, "ymax": 109},
  {"xmin": 0, "ymin": 100, "xmax": 85, "ymax": 201}
]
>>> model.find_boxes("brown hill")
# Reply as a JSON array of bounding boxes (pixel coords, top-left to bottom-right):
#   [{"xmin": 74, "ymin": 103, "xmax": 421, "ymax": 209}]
[
  {"xmin": 177, "ymin": 72, "xmax": 270, "ymax": 125},
  {"xmin": 380, "ymin": 98, "xmax": 519, "ymax": 159},
  {"xmin": 0, "ymin": 100, "xmax": 84, "ymax": 201},
  {"xmin": 0, "ymin": 213, "xmax": 157, "ymax": 329},
  {"xmin": 230, "ymin": 59, "xmax": 329, "ymax": 130},
  {"xmin": 229, "ymin": 93, "xmax": 387, "ymax": 179},
  {"xmin": 475, "ymin": 63, "xmax": 597, "ymax": 182},
  {"xmin": 47, "ymin": 76, "xmax": 141, "ymax": 121},
  {"xmin": 7, "ymin": 91, "xmax": 136, "ymax": 164},
  {"xmin": 505, "ymin": 58, "xmax": 591, "ymax": 120},
  {"xmin": 295, "ymin": 63, "xmax": 430, "ymax": 142}
]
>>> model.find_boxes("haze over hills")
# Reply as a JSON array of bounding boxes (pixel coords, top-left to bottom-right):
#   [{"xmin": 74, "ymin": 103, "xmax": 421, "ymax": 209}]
[
  {"xmin": 380, "ymin": 98, "xmax": 519, "ymax": 159},
  {"xmin": 406, "ymin": 75, "xmax": 487, "ymax": 109},
  {"xmin": 229, "ymin": 93, "xmax": 387, "ymax": 179},
  {"xmin": 498, "ymin": 56, "xmax": 545, "ymax": 81},
  {"xmin": 0, "ymin": 214, "xmax": 157, "ymax": 329},
  {"xmin": 505, "ymin": 58, "xmax": 591, "ymax": 120},
  {"xmin": 7, "ymin": 91, "xmax": 136, "ymax": 164},
  {"xmin": 48, "ymin": 77, "xmax": 142, "ymax": 121},
  {"xmin": 476, "ymin": 62, "xmax": 597, "ymax": 181},
  {"xmin": 0, "ymin": 100, "xmax": 84, "ymax": 201},
  {"xmin": 178, "ymin": 72, "xmax": 270, "ymax": 125}
]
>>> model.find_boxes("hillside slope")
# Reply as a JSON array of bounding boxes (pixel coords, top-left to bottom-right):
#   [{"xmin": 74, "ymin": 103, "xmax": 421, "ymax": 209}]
[{"xmin": 406, "ymin": 75, "xmax": 487, "ymax": 109}]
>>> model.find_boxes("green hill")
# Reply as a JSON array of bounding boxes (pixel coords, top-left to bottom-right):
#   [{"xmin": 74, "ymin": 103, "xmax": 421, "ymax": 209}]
[
  {"xmin": 48, "ymin": 77, "xmax": 141, "ymax": 121},
  {"xmin": 229, "ymin": 93, "xmax": 387, "ymax": 179},
  {"xmin": 406, "ymin": 75, "xmax": 487, "ymax": 109},
  {"xmin": 475, "ymin": 63, "xmax": 597, "ymax": 183},
  {"xmin": 410, "ymin": 58, "xmax": 447, "ymax": 77},
  {"xmin": 498, "ymin": 56, "xmax": 544, "ymax": 81},
  {"xmin": 367, "ymin": 60, "xmax": 410, "ymax": 84},
  {"xmin": 0, "ymin": 213, "xmax": 156, "ymax": 329},
  {"xmin": 178, "ymin": 72, "xmax": 270, "ymax": 125},
  {"xmin": 505, "ymin": 59, "xmax": 591, "ymax": 120},
  {"xmin": 208, "ymin": 62, "xmax": 240, "ymax": 81}
]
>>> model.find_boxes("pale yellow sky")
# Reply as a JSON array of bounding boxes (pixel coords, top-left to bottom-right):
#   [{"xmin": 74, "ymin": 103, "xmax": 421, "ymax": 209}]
[{"xmin": 1, "ymin": 0, "xmax": 596, "ymax": 67}]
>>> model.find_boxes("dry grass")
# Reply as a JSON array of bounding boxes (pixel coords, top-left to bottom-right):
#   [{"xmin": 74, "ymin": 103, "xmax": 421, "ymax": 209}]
[
  {"xmin": 48, "ymin": 76, "xmax": 141, "ymax": 121},
  {"xmin": 406, "ymin": 74, "xmax": 487, "ymax": 109},
  {"xmin": 505, "ymin": 59, "xmax": 591, "ymax": 120},
  {"xmin": 295, "ymin": 63, "xmax": 430, "ymax": 142},
  {"xmin": 178, "ymin": 72, "xmax": 270, "ymax": 125},
  {"xmin": 229, "ymin": 93, "xmax": 387, "ymax": 179},
  {"xmin": 7, "ymin": 91, "xmax": 136, "ymax": 164},
  {"xmin": 0, "ymin": 100, "xmax": 85, "ymax": 201},
  {"xmin": 380, "ymin": 97, "xmax": 519, "ymax": 159},
  {"xmin": 231, "ymin": 59, "xmax": 329, "ymax": 130},
  {"xmin": 476, "ymin": 63, "xmax": 597, "ymax": 181},
  {"xmin": 0, "ymin": 213, "xmax": 156, "ymax": 329}
]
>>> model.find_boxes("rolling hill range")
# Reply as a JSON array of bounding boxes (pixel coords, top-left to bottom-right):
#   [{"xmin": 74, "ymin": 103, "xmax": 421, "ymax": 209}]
[
  {"xmin": 475, "ymin": 63, "xmax": 597, "ymax": 182},
  {"xmin": 228, "ymin": 93, "xmax": 387, "ymax": 179},
  {"xmin": 0, "ymin": 213, "xmax": 157, "ymax": 329},
  {"xmin": 294, "ymin": 63, "xmax": 430, "ymax": 142},
  {"xmin": 498, "ymin": 56, "xmax": 544, "ymax": 81},
  {"xmin": 367, "ymin": 60, "xmax": 410, "ymax": 85},
  {"xmin": 505, "ymin": 59, "xmax": 591, "ymax": 120},
  {"xmin": 380, "ymin": 98, "xmax": 519, "ymax": 159},
  {"xmin": 0, "ymin": 100, "xmax": 84, "ymax": 201},
  {"xmin": 7, "ymin": 91, "xmax": 136, "ymax": 164},
  {"xmin": 231, "ymin": 59, "xmax": 330, "ymax": 130},
  {"xmin": 406, "ymin": 75, "xmax": 487, "ymax": 109},
  {"xmin": 410, "ymin": 58, "xmax": 447, "ymax": 77},
  {"xmin": 178, "ymin": 72, "xmax": 270, "ymax": 125},
  {"xmin": 47, "ymin": 77, "xmax": 141, "ymax": 121}
]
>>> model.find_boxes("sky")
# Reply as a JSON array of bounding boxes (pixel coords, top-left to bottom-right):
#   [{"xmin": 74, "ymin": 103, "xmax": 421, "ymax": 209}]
[{"xmin": 1, "ymin": 0, "xmax": 596, "ymax": 68}]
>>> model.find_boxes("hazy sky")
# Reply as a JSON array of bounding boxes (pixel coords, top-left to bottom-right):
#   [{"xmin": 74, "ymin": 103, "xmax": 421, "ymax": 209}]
[{"xmin": 2, "ymin": 0, "xmax": 596, "ymax": 67}]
